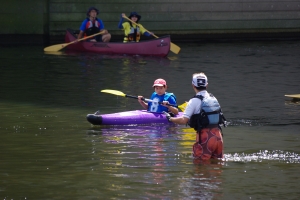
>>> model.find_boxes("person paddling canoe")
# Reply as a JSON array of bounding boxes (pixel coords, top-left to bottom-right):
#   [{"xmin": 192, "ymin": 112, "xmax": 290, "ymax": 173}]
[
  {"xmin": 118, "ymin": 12, "xmax": 153, "ymax": 43},
  {"xmin": 138, "ymin": 78, "xmax": 179, "ymax": 116},
  {"xmin": 76, "ymin": 7, "xmax": 111, "ymax": 42}
]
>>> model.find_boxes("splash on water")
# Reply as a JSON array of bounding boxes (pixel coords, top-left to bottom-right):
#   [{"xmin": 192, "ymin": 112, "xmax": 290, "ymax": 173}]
[
  {"xmin": 224, "ymin": 150, "xmax": 300, "ymax": 163},
  {"xmin": 228, "ymin": 119, "xmax": 269, "ymax": 126}
]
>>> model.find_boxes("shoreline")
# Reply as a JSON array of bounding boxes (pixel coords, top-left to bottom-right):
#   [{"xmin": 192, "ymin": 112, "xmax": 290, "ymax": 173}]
[{"xmin": 1, "ymin": 31, "xmax": 300, "ymax": 46}]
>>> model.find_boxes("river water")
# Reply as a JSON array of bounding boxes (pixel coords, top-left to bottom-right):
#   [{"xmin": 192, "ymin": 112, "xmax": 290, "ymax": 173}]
[{"xmin": 0, "ymin": 40, "xmax": 299, "ymax": 199}]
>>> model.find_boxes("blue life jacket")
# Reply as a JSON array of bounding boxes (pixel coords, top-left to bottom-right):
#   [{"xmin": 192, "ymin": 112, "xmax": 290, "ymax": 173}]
[{"xmin": 148, "ymin": 92, "xmax": 177, "ymax": 113}]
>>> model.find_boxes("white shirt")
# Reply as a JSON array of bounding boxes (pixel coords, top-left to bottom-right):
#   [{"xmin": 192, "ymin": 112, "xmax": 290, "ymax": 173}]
[{"xmin": 183, "ymin": 90, "xmax": 209, "ymax": 119}]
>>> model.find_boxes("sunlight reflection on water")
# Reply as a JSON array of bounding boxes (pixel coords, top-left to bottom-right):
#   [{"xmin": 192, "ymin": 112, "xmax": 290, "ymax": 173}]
[
  {"xmin": 87, "ymin": 124, "xmax": 300, "ymax": 165},
  {"xmin": 1, "ymin": 41, "xmax": 300, "ymax": 199},
  {"xmin": 224, "ymin": 150, "xmax": 300, "ymax": 163}
]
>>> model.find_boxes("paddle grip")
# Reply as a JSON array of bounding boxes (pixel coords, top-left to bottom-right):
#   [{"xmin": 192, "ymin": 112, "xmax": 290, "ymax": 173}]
[{"xmin": 125, "ymin": 94, "xmax": 139, "ymax": 100}]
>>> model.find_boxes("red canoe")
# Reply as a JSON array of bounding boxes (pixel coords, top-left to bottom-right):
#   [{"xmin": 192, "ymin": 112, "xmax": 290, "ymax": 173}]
[{"xmin": 64, "ymin": 29, "xmax": 170, "ymax": 57}]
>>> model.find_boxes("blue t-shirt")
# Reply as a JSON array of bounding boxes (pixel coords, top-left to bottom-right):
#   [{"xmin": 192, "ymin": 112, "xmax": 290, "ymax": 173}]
[
  {"xmin": 148, "ymin": 92, "xmax": 177, "ymax": 113},
  {"xmin": 79, "ymin": 18, "xmax": 104, "ymax": 31}
]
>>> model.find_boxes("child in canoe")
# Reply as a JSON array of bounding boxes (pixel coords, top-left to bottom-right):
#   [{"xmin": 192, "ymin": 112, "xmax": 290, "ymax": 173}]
[
  {"xmin": 138, "ymin": 78, "xmax": 179, "ymax": 115},
  {"xmin": 118, "ymin": 12, "xmax": 153, "ymax": 43},
  {"xmin": 76, "ymin": 7, "xmax": 111, "ymax": 42}
]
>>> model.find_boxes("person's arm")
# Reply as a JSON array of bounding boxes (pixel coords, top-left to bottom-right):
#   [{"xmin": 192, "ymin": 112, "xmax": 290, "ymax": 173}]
[
  {"xmin": 166, "ymin": 99, "xmax": 196, "ymax": 124},
  {"xmin": 169, "ymin": 116, "xmax": 189, "ymax": 125},
  {"xmin": 98, "ymin": 19, "xmax": 108, "ymax": 34},
  {"xmin": 75, "ymin": 20, "xmax": 87, "ymax": 42},
  {"xmin": 138, "ymin": 96, "xmax": 148, "ymax": 110},
  {"xmin": 139, "ymin": 24, "xmax": 153, "ymax": 37},
  {"xmin": 77, "ymin": 30, "xmax": 84, "ymax": 39},
  {"xmin": 167, "ymin": 105, "xmax": 179, "ymax": 115},
  {"xmin": 118, "ymin": 14, "xmax": 125, "ymax": 29},
  {"xmin": 100, "ymin": 29, "xmax": 108, "ymax": 34},
  {"xmin": 162, "ymin": 101, "xmax": 178, "ymax": 115},
  {"xmin": 143, "ymin": 32, "xmax": 152, "ymax": 37},
  {"xmin": 162, "ymin": 95, "xmax": 179, "ymax": 115}
]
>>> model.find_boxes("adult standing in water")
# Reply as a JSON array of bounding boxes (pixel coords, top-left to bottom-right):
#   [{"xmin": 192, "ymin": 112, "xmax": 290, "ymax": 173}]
[
  {"xmin": 118, "ymin": 12, "xmax": 153, "ymax": 43},
  {"xmin": 165, "ymin": 72, "xmax": 227, "ymax": 161},
  {"xmin": 76, "ymin": 7, "xmax": 111, "ymax": 42}
]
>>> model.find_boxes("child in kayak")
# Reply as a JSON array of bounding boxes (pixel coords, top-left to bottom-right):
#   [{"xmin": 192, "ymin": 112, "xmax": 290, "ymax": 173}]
[
  {"xmin": 138, "ymin": 78, "xmax": 179, "ymax": 115},
  {"xmin": 118, "ymin": 12, "xmax": 153, "ymax": 42}
]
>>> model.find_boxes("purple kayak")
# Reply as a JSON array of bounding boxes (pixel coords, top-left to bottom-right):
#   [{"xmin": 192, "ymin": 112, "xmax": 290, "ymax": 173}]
[{"xmin": 87, "ymin": 110, "xmax": 183, "ymax": 125}]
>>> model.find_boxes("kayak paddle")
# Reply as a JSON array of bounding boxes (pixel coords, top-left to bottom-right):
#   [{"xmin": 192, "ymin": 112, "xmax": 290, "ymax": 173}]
[
  {"xmin": 285, "ymin": 94, "xmax": 300, "ymax": 99},
  {"xmin": 101, "ymin": 89, "xmax": 177, "ymax": 107},
  {"xmin": 122, "ymin": 15, "xmax": 180, "ymax": 54},
  {"xmin": 178, "ymin": 102, "xmax": 187, "ymax": 112},
  {"xmin": 44, "ymin": 31, "xmax": 105, "ymax": 52}
]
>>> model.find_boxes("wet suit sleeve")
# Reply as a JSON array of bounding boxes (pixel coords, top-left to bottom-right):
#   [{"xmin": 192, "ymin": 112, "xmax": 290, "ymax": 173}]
[
  {"xmin": 118, "ymin": 15, "xmax": 124, "ymax": 29},
  {"xmin": 143, "ymin": 32, "xmax": 151, "ymax": 37},
  {"xmin": 139, "ymin": 24, "xmax": 152, "ymax": 37},
  {"xmin": 98, "ymin": 19, "xmax": 104, "ymax": 30}
]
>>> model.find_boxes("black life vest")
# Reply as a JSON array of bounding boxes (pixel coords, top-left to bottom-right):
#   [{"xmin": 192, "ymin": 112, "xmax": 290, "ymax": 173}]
[
  {"xmin": 188, "ymin": 94, "xmax": 227, "ymax": 132},
  {"xmin": 84, "ymin": 18, "xmax": 101, "ymax": 36}
]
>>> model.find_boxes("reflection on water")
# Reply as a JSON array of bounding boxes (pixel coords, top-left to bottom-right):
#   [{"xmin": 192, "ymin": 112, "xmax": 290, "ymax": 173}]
[
  {"xmin": 178, "ymin": 161, "xmax": 224, "ymax": 199},
  {"xmin": 88, "ymin": 124, "xmax": 300, "ymax": 164},
  {"xmin": 86, "ymin": 124, "xmax": 224, "ymax": 199},
  {"xmin": 84, "ymin": 123, "xmax": 300, "ymax": 199},
  {"xmin": 225, "ymin": 150, "xmax": 300, "ymax": 163}
]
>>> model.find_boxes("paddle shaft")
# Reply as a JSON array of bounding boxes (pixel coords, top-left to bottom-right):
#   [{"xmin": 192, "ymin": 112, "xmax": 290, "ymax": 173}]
[
  {"xmin": 125, "ymin": 94, "xmax": 177, "ymax": 107},
  {"xmin": 100, "ymin": 90, "xmax": 178, "ymax": 107},
  {"xmin": 123, "ymin": 16, "xmax": 158, "ymax": 38},
  {"xmin": 72, "ymin": 31, "xmax": 105, "ymax": 44}
]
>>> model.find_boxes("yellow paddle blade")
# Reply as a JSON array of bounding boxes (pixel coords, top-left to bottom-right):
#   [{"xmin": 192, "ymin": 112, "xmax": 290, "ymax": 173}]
[
  {"xmin": 178, "ymin": 102, "xmax": 188, "ymax": 112},
  {"xmin": 285, "ymin": 94, "xmax": 300, "ymax": 99},
  {"xmin": 44, "ymin": 42, "xmax": 73, "ymax": 52},
  {"xmin": 170, "ymin": 42, "xmax": 180, "ymax": 54},
  {"xmin": 44, "ymin": 51, "xmax": 65, "ymax": 55},
  {"xmin": 101, "ymin": 89, "xmax": 126, "ymax": 97},
  {"xmin": 44, "ymin": 31, "xmax": 105, "ymax": 52}
]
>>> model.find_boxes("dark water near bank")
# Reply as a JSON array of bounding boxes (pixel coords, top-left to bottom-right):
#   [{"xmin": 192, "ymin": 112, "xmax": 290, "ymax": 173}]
[{"xmin": 0, "ymin": 41, "xmax": 300, "ymax": 199}]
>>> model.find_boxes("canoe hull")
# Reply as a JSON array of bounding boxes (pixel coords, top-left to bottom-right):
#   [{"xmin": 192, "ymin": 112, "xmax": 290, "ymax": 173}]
[
  {"xmin": 65, "ymin": 29, "xmax": 170, "ymax": 57},
  {"xmin": 87, "ymin": 110, "xmax": 183, "ymax": 125}
]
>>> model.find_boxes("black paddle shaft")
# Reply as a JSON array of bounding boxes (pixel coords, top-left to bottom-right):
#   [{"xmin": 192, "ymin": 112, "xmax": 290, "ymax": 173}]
[
  {"xmin": 125, "ymin": 94, "xmax": 177, "ymax": 107},
  {"xmin": 125, "ymin": 94, "xmax": 139, "ymax": 100}
]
